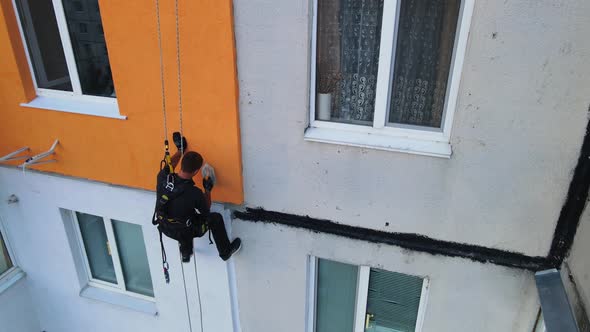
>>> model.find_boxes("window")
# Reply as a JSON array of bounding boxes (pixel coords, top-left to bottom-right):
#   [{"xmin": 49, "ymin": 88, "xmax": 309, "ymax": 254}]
[
  {"xmin": 13, "ymin": 0, "xmax": 122, "ymax": 118},
  {"xmin": 73, "ymin": 212, "xmax": 154, "ymax": 298},
  {"xmin": 0, "ymin": 231, "xmax": 13, "ymax": 277},
  {"xmin": 306, "ymin": 0, "xmax": 475, "ymax": 157},
  {"xmin": 308, "ymin": 257, "xmax": 429, "ymax": 332},
  {"xmin": 0, "ymin": 223, "xmax": 25, "ymax": 294}
]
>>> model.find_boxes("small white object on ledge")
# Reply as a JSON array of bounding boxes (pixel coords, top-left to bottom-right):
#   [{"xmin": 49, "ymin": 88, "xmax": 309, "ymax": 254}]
[{"xmin": 316, "ymin": 93, "xmax": 332, "ymax": 121}]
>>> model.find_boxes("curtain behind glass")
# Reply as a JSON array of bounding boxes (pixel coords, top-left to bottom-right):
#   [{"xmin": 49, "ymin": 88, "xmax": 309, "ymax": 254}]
[
  {"xmin": 0, "ymin": 232, "xmax": 12, "ymax": 275},
  {"xmin": 389, "ymin": 0, "xmax": 460, "ymax": 128},
  {"xmin": 316, "ymin": 259, "xmax": 358, "ymax": 332},
  {"xmin": 365, "ymin": 269, "xmax": 423, "ymax": 332},
  {"xmin": 77, "ymin": 212, "xmax": 116, "ymax": 284},
  {"xmin": 317, "ymin": 0, "xmax": 384, "ymax": 124},
  {"xmin": 112, "ymin": 220, "xmax": 154, "ymax": 297}
]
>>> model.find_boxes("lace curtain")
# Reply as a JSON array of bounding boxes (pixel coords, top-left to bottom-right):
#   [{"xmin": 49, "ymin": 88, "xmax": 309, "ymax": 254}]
[
  {"xmin": 317, "ymin": 0, "xmax": 383, "ymax": 124},
  {"xmin": 389, "ymin": 0, "xmax": 460, "ymax": 128},
  {"xmin": 316, "ymin": 0, "xmax": 460, "ymax": 128}
]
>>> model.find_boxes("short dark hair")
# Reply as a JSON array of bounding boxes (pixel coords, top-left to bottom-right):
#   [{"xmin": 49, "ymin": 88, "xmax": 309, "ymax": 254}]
[{"xmin": 181, "ymin": 151, "xmax": 203, "ymax": 173}]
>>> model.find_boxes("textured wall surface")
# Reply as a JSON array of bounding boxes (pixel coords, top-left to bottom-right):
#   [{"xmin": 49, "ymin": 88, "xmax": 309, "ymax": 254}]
[
  {"xmin": 232, "ymin": 220, "xmax": 540, "ymax": 332},
  {"xmin": 568, "ymin": 204, "xmax": 590, "ymax": 312},
  {"xmin": 0, "ymin": 167, "xmax": 237, "ymax": 332},
  {"xmin": 234, "ymin": 0, "xmax": 590, "ymax": 256},
  {"xmin": 0, "ymin": 277, "xmax": 40, "ymax": 332}
]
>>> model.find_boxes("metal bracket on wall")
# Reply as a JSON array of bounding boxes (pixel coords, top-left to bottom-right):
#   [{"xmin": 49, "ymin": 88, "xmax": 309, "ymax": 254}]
[
  {"xmin": 19, "ymin": 139, "xmax": 59, "ymax": 171},
  {"xmin": 0, "ymin": 147, "xmax": 30, "ymax": 163}
]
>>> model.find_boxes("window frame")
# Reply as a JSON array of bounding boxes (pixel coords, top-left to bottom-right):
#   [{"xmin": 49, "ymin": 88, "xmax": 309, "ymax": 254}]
[
  {"xmin": 71, "ymin": 211, "xmax": 154, "ymax": 302},
  {"xmin": 306, "ymin": 0, "xmax": 475, "ymax": 158},
  {"xmin": 306, "ymin": 256, "xmax": 430, "ymax": 332},
  {"xmin": 0, "ymin": 219, "xmax": 17, "ymax": 280},
  {"xmin": 11, "ymin": 0, "xmax": 124, "ymax": 119},
  {"xmin": 0, "ymin": 216, "xmax": 26, "ymax": 295}
]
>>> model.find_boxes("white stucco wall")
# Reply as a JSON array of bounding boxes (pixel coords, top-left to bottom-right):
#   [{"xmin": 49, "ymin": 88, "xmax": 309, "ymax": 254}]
[
  {"xmin": 232, "ymin": 220, "xmax": 540, "ymax": 332},
  {"xmin": 0, "ymin": 167, "xmax": 237, "ymax": 332},
  {"xmin": 0, "ymin": 277, "xmax": 40, "ymax": 332},
  {"xmin": 567, "ymin": 204, "xmax": 590, "ymax": 312},
  {"xmin": 233, "ymin": 0, "xmax": 590, "ymax": 256}
]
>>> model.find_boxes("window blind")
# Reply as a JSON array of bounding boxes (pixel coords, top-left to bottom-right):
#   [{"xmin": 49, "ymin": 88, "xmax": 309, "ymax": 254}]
[{"xmin": 366, "ymin": 268, "xmax": 423, "ymax": 332}]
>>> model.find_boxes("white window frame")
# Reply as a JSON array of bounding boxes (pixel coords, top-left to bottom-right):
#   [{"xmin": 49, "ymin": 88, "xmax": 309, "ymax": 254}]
[
  {"xmin": 305, "ymin": 0, "xmax": 475, "ymax": 158},
  {"xmin": 11, "ymin": 0, "xmax": 125, "ymax": 119},
  {"xmin": 0, "ymin": 221, "xmax": 16, "ymax": 279},
  {"xmin": 0, "ymin": 217, "xmax": 25, "ymax": 294},
  {"xmin": 71, "ymin": 211, "xmax": 154, "ymax": 302},
  {"xmin": 307, "ymin": 256, "xmax": 429, "ymax": 332}
]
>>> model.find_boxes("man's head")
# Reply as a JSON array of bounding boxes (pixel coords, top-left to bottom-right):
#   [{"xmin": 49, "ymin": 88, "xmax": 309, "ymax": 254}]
[{"xmin": 180, "ymin": 151, "xmax": 203, "ymax": 177}]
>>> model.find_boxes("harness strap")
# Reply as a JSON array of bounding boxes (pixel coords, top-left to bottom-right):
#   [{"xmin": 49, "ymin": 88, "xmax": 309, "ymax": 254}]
[
  {"xmin": 163, "ymin": 140, "xmax": 174, "ymax": 173},
  {"xmin": 159, "ymin": 227, "xmax": 170, "ymax": 284}
]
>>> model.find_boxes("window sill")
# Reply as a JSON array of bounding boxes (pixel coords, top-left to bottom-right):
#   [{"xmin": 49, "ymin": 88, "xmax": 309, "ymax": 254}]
[
  {"xmin": 0, "ymin": 267, "xmax": 26, "ymax": 295},
  {"xmin": 21, "ymin": 95, "xmax": 127, "ymax": 120},
  {"xmin": 80, "ymin": 285, "xmax": 157, "ymax": 315},
  {"xmin": 304, "ymin": 126, "xmax": 452, "ymax": 158}
]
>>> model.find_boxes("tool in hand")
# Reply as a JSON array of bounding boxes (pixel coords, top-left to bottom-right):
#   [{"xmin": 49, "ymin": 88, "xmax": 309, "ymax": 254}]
[{"xmin": 201, "ymin": 163, "xmax": 216, "ymax": 193}]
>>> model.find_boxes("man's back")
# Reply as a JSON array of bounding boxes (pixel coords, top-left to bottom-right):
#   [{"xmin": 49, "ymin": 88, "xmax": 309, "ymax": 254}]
[{"xmin": 156, "ymin": 171, "xmax": 210, "ymax": 221}]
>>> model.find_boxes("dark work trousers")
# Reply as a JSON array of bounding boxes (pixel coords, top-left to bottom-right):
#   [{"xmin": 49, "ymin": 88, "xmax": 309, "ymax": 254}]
[{"xmin": 179, "ymin": 212, "xmax": 231, "ymax": 258}]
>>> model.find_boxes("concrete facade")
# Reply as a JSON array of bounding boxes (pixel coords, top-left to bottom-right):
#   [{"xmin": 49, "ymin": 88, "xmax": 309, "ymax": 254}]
[
  {"xmin": 0, "ymin": 0, "xmax": 589, "ymax": 331},
  {"xmin": 568, "ymin": 203, "xmax": 590, "ymax": 313},
  {"xmin": 0, "ymin": 277, "xmax": 39, "ymax": 332},
  {"xmin": 0, "ymin": 167, "xmax": 238, "ymax": 332},
  {"xmin": 229, "ymin": 0, "xmax": 590, "ymax": 330},
  {"xmin": 232, "ymin": 220, "xmax": 541, "ymax": 332},
  {"xmin": 234, "ymin": 0, "xmax": 590, "ymax": 257}
]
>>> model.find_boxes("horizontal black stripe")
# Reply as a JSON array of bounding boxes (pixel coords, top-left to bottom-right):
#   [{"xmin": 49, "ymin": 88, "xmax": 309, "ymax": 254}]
[{"xmin": 234, "ymin": 208, "xmax": 551, "ymax": 271}]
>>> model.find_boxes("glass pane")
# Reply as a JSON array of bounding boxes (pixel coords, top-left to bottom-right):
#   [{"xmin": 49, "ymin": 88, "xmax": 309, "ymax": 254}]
[
  {"xmin": 62, "ymin": 0, "xmax": 116, "ymax": 97},
  {"xmin": 315, "ymin": 258, "xmax": 358, "ymax": 332},
  {"xmin": 388, "ymin": 0, "xmax": 461, "ymax": 128},
  {"xmin": 365, "ymin": 268, "xmax": 423, "ymax": 332},
  {"xmin": 0, "ymin": 231, "xmax": 13, "ymax": 275},
  {"xmin": 316, "ymin": 0, "xmax": 384, "ymax": 125},
  {"xmin": 76, "ymin": 212, "xmax": 116, "ymax": 284},
  {"xmin": 14, "ymin": 0, "xmax": 72, "ymax": 91},
  {"xmin": 112, "ymin": 220, "xmax": 154, "ymax": 297}
]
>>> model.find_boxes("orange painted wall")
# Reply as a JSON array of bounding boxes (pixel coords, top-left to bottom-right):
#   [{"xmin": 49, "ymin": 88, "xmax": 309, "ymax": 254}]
[{"xmin": 0, "ymin": 0, "xmax": 243, "ymax": 203}]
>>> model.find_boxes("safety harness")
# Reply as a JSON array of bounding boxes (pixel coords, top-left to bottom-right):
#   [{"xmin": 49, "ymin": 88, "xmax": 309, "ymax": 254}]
[
  {"xmin": 152, "ymin": 158, "xmax": 212, "ymax": 283},
  {"xmin": 152, "ymin": 1, "xmax": 209, "ymax": 331},
  {"xmin": 152, "ymin": 163, "xmax": 213, "ymax": 283},
  {"xmin": 152, "ymin": 0, "xmax": 187, "ymax": 284}
]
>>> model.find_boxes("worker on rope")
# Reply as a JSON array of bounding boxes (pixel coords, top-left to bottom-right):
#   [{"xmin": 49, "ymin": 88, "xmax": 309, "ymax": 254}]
[{"xmin": 153, "ymin": 132, "xmax": 241, "ymax": 267}]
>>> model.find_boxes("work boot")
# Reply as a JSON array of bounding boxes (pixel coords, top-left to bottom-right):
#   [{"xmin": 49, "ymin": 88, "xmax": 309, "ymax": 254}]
[
  {"xmin": 180, "ymin": 243, "xmax": 193, "ymax": 263},
  {"xmin": 172, "ymin": 132, "xmax": 188, "ymax": 151},
  {"xmin": 221, "ymin": 238, "xmax": 242, "ymax": 261},
  {"xmin": 182, "ymin": 252, "xmax": 192, "ymax": 263}
]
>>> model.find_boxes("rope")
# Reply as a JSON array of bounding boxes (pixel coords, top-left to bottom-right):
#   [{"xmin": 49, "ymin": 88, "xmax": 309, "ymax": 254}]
[
  {"xmin": 180, "ymin": 254, "xmax": 194, "ymax": 332},
  {"xmin": 193, "ymin": 253, "xmax": 205, "ymax": 332},
  {"xmin": 154, "ymin": 1, "xmax": 202, "ymax": 329},
  {"xmin": 154, "ymin": 0, "xmax": 167, "ymax": 142},
  {"xmin": 175, "ymin": 0, "xmax": 184, "ymax": 155}
]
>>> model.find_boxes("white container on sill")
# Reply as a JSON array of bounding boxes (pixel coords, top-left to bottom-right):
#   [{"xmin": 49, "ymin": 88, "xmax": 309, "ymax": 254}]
[{"xmin": 317, "ymin": 93, "xmax": 332, "ymax": 121}]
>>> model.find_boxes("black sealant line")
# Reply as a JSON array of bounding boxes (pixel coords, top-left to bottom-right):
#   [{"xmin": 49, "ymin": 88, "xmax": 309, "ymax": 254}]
[
  {"xmin": 234, "ymin": 208, "xmax": 551, "ymax": 271},
  {"xmin": 234, "ymin": 114, "xmax": 590, "ymax": 272},
  {"xmin": 548, "ymin": 112, "xmax": 590, "ymax": 266}
]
